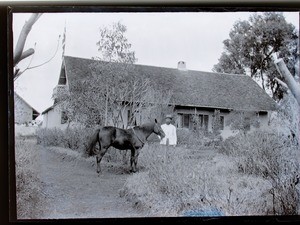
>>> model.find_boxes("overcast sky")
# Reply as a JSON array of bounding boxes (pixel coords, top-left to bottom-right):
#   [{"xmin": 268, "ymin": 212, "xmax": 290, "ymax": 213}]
[{"xmin": 13, "ymin": 12, "xmax": 299, "ymax": 116}]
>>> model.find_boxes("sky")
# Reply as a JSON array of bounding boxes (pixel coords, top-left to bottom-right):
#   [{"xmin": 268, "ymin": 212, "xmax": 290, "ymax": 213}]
[{"xmin": 13, "ymin": 11, "xmax": 299, "ymax": 118}]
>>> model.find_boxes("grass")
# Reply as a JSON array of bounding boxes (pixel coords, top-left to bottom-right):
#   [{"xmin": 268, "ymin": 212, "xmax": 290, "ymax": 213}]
[
  {"xmin": 120, "ymin": 130, "xmax": 300, "ymax": 216},
  {"xmin": 35, "ymin": 127, "xmax": 300, "ymax": 216},
  {"xmin": 15, "ymin": 137, "xmax": 44, "ymax": 219},
  {"xmin": 220, "ymin": 131, "xmax": 300, "ymax": 215},
  {"xmin": 120, "ymin": 143, "xmax": 275, "ymax": 216}
]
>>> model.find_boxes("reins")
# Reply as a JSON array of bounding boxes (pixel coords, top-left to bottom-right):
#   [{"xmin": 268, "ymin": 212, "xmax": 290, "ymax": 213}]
[{"xmin": 131, "ymin": 127, "xmax": 146, "ymax": 145}]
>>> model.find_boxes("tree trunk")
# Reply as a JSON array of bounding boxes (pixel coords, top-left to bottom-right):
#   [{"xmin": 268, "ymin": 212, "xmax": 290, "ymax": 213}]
[
  {"xmin": 14, "ymin": 13, "xmax": 42, "ymax": 68},
  {"xmin": 104, "ymin": 85, "xmax": 109, "ymax": 126},
  {"xmin": 274, "ymin": 58, "xmax": 300, "ymax": 106}
]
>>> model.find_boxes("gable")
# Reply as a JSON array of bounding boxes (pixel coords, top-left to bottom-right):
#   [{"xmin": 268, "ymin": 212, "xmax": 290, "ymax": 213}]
[
  {"xmin": 62, "ymin": 56, "xmax": 277, "ymax": 112},
  {"xmin": 14, "ymin": 93, "xmax": 40, "ymax": 115}
]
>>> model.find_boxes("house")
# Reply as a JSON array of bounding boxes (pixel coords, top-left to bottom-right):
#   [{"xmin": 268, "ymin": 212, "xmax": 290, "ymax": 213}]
[
  {"xmin": 14, "ymin": 92, "xmax": 40, "ymax": 124},
  {"xmin": 42, "ymin": 56, "xmax": 277, "ymax": 138}
]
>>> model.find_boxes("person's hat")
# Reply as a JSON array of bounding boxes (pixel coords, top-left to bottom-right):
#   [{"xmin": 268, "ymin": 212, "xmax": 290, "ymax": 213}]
[{"xmin": 165, "ymin": 114, "xmax": 173, "ymax": 119}]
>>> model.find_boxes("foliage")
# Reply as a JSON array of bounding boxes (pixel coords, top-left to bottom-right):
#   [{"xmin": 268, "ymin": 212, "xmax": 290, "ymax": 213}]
[
  {"xmin": 37, "ymin": 127, "xmax": 64, "ymax": 146},
  {"xmin": 37, "ymin": 127, "xmax": 94, "ymax": 152},
  {"xmin": 57, "ymin": 64, "xmax": 172, "ymax": 127},
  {"xmin": 213, "ymin": 12, "xmax": 298, "ymax": 100},
  {"xmin": 120, "ymin": 143, "xmax": 274, "ymax": 216},
  {"xmin": 176, "ymin": 112, "xmax": 222, "ymax": 148},
  {"xmin": 226, "ymin": 110, "xmax": 260, "ymax": 134},
  {"xmin": 270, "ymin": 91, "xmax": 300, "ymax": 144},
  {"xmin": 121, "ymin": 127, "xmax": 299, "ymax": 216},
  {"xmin": 15, "ymin": 138, "xmax": 44, "ymax": 218},
  {"xmin": 94, "ymin": 21, "xmax": 137, "ymax": 64},
  {"xmin": 211, "ymin": 109, "xmax": 222, "ymax": 135},
  {"xmin": 57, "ymin": 21, "xmax": 173, "ymax": 127},
  {"xmin": 220, "ymin": 131, "xmax": 299, "ymax": 215},
  {"xmin": 176, "ymin": 128, "xmax": 221, "ymax": 148},
  {"xmin": 176, "ymin": 128, "xmax": 205, "ymax": 147}
]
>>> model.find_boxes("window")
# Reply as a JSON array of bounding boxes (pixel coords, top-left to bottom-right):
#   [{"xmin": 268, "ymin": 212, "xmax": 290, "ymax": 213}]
[
  {"xmin": 61, "ymin": 111, "xmax": 68, "ymax": 124},
  {"xmin": 199, "ymin": 114, "xmax": 209, "ymax": 130},
  {"xmin": 181, "ymin": 113, "xmax": 209, "ymax": 130},
  {"xmin": 182, "ymin": 114, "xmax": 190, "ymax": 128}
]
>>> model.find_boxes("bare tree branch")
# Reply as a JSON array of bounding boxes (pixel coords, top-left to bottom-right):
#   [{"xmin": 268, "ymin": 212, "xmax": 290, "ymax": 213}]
[
  {"xmin": 18, "ymin": 48, "xmax": 35, "ymax": 62},
  {"xmin": 14, "ymin": 13, "xmax": 42, "ymax": 67}
]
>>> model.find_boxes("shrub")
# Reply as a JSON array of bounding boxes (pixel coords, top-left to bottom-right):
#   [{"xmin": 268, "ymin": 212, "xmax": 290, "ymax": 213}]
[
  {"xmin": 177, "ymin": 128, "xmax": 205, "ymax": 148},
  {"xmin": 15, "ymin": 138, "xmax": 44, "ymax": 218},
  {"xmin": 62, "ymin": 127, "xmax": 94, "ymax": 152},
  {"xmin": 36, "ymin": 128, "xmax": 64, "ymax": 147},
  {"xmin": 219, "ymin": 130, "xmax": 300, "ymax": 215},
  {"xmin": 177, "ymin": 128, "xmax": 222, "ymax": 148},
  {"xmin": 36, "ymin": 127, "xmax": 94, "ymax": 152},
  {"xmin": 36, "ymin": 127, "xmax": 124, "ymax": 163},
  {"xmin": 121, "ymin": 143, "xmax": 273, "ymax": 216},
  {"xmin": 122, "ymin": 143, "xmax": 205, "ymax": 215}
]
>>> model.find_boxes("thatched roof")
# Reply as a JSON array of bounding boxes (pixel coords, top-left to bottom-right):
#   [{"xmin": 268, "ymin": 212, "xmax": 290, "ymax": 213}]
[{"xmin": 61, "ymin": 55, "xmax": 277, "ymax": 112}]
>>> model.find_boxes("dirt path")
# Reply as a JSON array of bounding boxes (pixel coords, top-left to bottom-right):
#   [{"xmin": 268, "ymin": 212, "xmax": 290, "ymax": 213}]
[{"xmin": 37, "ymin": 145, "xmax": 142, "ymax": 219}]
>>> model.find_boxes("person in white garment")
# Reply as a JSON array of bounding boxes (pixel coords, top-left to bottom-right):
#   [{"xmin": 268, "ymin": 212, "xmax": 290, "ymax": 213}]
[
  {"xmin": 159, "ymin": 114, "xmax": 177, "ymax": 163},
  {"xmin": 160, "ymin": 114, "xmax": 177, "ymax": 147}
]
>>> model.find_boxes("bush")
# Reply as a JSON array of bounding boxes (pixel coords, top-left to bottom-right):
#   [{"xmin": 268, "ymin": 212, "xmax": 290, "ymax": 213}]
[
  {"xmin": 15, "ymin": 138, "xmax": 44, "ymax": 218},
  {"xmin": 121, "ymin": 143, "xmax": 273, "ymax": 216},
  {"xmin": 121, "ymin": 143, "xmax": 205, "ymax": 215},
  {"xmin": 219, "ymin": 130, "xmax": 300, "ymax": 215},
  {"xmin": 177, "ymin": 128, "xmax": 222, "ymax": 148},
  {"xmin": 62, "ymin": 127, "xmax": 94, "ymax": 152},
  {"xmin": 37, "ymin": 127, "xmax": 94, "ymax": 152},
  {"xmin": 36, "ymin": 128, "xmax": 64, "ymax": 147},
  {"xmin": 36, "ymin": 127, "xmax": 125, "ymax": 163}
]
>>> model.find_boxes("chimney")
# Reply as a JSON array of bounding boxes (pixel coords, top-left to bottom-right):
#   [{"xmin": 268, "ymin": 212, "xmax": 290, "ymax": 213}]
[{"xmin": 177, "ymin": 61, "xmax": 187, "ymax": 71}]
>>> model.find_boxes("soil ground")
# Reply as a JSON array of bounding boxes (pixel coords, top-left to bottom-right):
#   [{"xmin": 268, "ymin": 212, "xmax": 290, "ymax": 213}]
[{"xmin": 37, "ymin": 144, "xmax": 143, "ymax": 219}]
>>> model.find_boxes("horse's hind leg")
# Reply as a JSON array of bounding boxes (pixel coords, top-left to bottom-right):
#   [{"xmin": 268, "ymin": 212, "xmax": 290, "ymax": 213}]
[{"xmin": 96, "ymin": 147, "xmax": 108, "ymax": 174}]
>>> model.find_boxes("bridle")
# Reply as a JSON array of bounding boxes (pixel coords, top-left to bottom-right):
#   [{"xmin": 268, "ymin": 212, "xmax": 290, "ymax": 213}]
[{"xmin": 131, "ymin": 127, "xmax": 145, "ymax": 145}]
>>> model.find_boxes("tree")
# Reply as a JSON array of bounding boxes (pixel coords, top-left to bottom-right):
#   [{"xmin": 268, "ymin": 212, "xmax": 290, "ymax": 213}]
[
  {"xmin": 14, "ymin": 13, "xmax": 42, "ymax": 79},
  {"xmin": 271, "ymin": 50, "xmax": 300, "ymax": 144},
  {"xmin": 213, "ymin": 12, "xmax": 298, "ymax": 101},
  {"xmin": 14, "ymin": 13, "xmax": 62, "ymax": 81},
  {"xmin": 272, "ymin": 53, "xmax": 300, "ymax": 106},
  {"xmin": 58, "ymin": 21, "xmax": 158, "ymax": 128},
  {"xmin": 93, "ymin": 21, "xmax": 137, "ymax": 64}
]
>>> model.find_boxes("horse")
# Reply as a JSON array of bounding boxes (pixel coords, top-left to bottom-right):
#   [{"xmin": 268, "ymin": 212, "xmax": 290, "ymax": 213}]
[{"xmin": 86, "ymin": 119, "xmax": 165, "ymax": 174}]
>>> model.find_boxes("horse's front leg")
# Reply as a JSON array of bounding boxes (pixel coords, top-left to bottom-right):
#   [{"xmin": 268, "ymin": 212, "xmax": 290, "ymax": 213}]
[
  {"xmin": 96, "ymin": 147, "xmax": 108, "ymax": 174},
  {"xmin": 130, "ymin": 148, "xmax": 140, "ymax": 173}
]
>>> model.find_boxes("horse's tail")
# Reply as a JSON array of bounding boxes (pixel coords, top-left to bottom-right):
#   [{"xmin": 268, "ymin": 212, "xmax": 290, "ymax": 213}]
[{"xmin": 85, "ymin": 128, "xmax": 101, "ymax": 156}]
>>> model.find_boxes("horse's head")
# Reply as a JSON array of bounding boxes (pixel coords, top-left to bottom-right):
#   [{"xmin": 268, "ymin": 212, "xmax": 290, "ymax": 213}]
[{"xmin": 153, "ymin": 119, "xmax": 165, "ymax": 139}]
